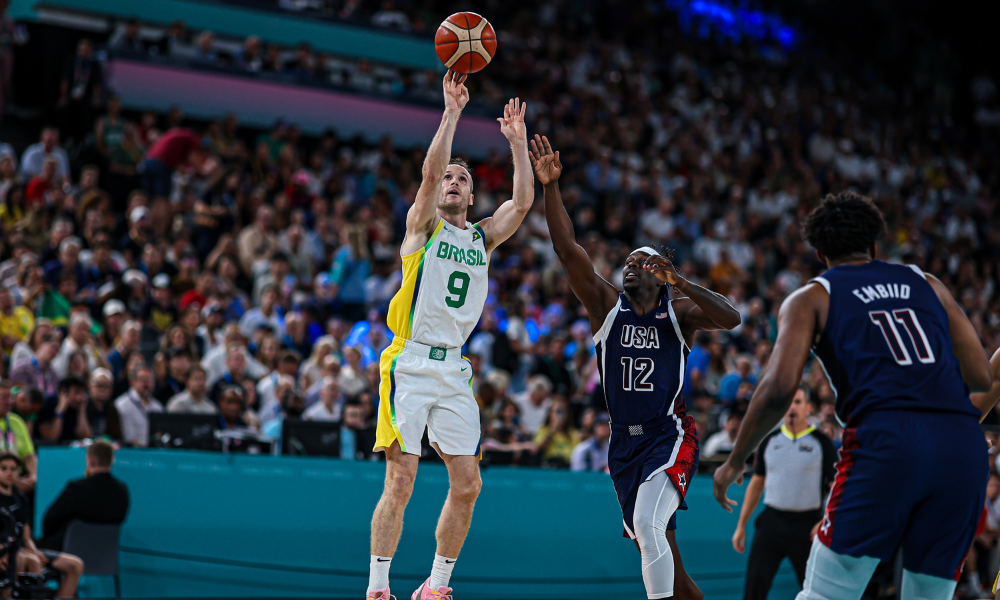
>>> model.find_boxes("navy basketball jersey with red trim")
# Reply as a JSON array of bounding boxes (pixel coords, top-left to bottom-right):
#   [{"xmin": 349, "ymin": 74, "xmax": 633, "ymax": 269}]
[
  {"xmin": 810, "ymin": 260, "xmax": 978, "ymax": 426},
  {"xmin": 594, "ymin": 294, "xmax": 687, "ymax": 424}
]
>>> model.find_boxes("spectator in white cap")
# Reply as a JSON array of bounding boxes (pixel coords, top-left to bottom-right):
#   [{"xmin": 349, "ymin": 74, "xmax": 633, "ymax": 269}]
[
  {"xmin": 121, "ymin": 269, "xmax": 148, "ymax": 316},
  {"xmin": 119, "ymin": 203, "xmax": 151, "ymax": 265},
  {"xmin": 143, "ymin": 273, "xmax": 178, "ymax": 334},
  {"xmin": 98, "ymin": 299, "xmax": 127, "ymax": 351}
]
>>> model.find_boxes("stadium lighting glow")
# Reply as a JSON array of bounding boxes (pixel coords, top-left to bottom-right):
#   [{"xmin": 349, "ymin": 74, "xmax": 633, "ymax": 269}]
[{"xmin": 665, "ymin": 0, "xmax": 798, "ymax": 48}]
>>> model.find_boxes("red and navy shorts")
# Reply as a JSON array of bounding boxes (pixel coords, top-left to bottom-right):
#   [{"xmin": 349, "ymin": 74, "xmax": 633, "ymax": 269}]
[
  {"xmin": 817, "ymin": 410, "xmax": 987, "ymax": 580},
  {"xmin": 609, "ymin": 413, "xmax": 699, "ymax": 538}
]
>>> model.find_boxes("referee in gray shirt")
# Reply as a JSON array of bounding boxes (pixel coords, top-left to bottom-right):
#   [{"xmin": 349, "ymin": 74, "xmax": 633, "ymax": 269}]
[{"xmin": 731, "ymin": 386, "xmax": 837, "ymax": 600}]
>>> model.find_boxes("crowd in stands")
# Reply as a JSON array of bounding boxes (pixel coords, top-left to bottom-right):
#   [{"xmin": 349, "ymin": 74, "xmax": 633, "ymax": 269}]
[
  {"xmin": 0, "ymin": 0, "xmax": 998, "ymax": 465},
  {"xmin": 0, "ymin": 0, "xmax": 997, "ymax": 594},
  {"xmin": 0, "ymin": 0, "xmax": 998, "ymax": 483},
  {"xmin": 99, "ymin": 13, "xmax": 458, "ymax": 112}
]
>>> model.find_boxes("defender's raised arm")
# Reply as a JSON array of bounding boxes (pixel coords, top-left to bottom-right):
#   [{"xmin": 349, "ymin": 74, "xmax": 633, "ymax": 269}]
[{"xmin": 530, "ymin": 135, "xmax": 617, "ymax": 328}]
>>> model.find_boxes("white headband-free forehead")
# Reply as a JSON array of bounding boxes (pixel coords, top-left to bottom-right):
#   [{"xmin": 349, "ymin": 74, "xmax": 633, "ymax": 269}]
[{"xmin": 629, "ymin": 246, "xmax": 660, "ymax": 257}]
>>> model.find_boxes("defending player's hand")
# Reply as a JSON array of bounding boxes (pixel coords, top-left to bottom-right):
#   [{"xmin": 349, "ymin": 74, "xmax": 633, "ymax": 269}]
[
  {"xmin": 712, "ymin": 459, "xmax": 743, "ymax": 513},
  {"xmin": 497, "ymin": 97, "xmax": 527, "ymax": 143},
  {"xmin": 443, "ymin": 71, "xmax": 470, "ymax": 111},
  {"xmin": 643, "ymin": 254, "xmax": 682, "ymax": 286},
  {"xmin": 528, "ymin": 135, "xmax": 562, "ymax": 185}
]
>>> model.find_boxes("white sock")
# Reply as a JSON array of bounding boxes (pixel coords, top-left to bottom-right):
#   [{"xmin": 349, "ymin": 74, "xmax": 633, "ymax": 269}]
[
  {"xmin": 368, "ymin": 555, "xmax": 392, "ymax": 592},
  {"xmin": 429, "ymin": 553, "xmax": 457, "ymax": 590}
]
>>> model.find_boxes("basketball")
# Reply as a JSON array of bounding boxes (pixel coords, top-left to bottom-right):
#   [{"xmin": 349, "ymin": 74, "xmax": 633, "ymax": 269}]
[{"xmin": 434, "ymin": 12, "xmax": 497, "ymax": 74}]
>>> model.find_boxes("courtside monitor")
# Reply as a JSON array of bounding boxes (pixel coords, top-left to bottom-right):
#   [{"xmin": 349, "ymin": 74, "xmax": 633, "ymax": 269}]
[
  {"xmin": 149, "ymin": 413, "xmax": 221, "ymax": 451},
  {"xmin": 281, "ymin": 418, "xmax": 341, "ymax": 457}
]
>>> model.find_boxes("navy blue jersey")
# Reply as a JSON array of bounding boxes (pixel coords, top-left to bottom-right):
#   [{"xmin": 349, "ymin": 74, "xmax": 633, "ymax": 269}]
[
  {"xmin": 811, "ymin": 260, "xmax": 978, "ymax": 425},
  {"xmin": 595, "ymin": 294, "xmax": 687, "ymax": 425}
]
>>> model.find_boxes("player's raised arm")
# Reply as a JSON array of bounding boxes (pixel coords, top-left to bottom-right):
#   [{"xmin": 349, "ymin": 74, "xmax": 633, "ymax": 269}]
[
  {"xmin": 925, "ymin": 273, "xmax": 994, "ymax": 398},
  {"xmin": 479, "ymin": 98, "xmax": 532, "ymax": 251},
  {"xmin": 406, "ymin": 72, "xmax": 469, "ymax": 245},
  {"xmin": 643, "ymin": 255, "xmax": 741, "ymax": 336},
  {"xmin": 712, "ymin": 284, "xmax": 820, "ymax": 512},
  {"xmin": 531, "ymin": 135, "xmax": 618, "ymax": 326}
]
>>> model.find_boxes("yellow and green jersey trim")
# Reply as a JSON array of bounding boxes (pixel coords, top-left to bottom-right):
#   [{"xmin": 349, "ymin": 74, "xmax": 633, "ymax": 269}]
[
  {"xmin": 387, "ymin": 219, "xmax": 446, "ymax": 340},
  {"xmin": 375, "ymin": 339, "xmax": 408, "ymax": 453}
]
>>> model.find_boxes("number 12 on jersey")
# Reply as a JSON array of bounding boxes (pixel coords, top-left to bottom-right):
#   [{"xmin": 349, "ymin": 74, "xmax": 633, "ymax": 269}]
[
  {"xmin": 621, "ymin": 357, "xmax": 655, "ymax": 391},
  {"xmin": 869, "ymin": 308, "xmax": 936, "ymax": 366}
]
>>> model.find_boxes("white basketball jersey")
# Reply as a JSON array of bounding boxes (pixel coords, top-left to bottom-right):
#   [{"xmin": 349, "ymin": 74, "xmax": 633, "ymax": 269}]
[{"xmin": 386, "ymin": 218, "xmax": 489, "ymax": 349}]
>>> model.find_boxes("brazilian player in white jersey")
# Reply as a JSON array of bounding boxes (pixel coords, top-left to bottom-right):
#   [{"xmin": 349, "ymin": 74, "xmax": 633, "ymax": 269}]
[{"xmin": 366, "ymin": 72, "xmax": 534, "ymax": 600}]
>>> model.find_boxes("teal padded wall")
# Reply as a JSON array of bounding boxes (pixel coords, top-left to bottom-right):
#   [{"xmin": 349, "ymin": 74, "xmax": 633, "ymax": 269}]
[{"xmin": 36, "ymin": 447, "xmax": 800, "ymax": 599}]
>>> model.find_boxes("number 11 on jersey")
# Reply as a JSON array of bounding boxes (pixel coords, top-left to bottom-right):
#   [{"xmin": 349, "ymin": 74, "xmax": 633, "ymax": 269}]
[{"xmin": 869, "ymin": 308, "xmax": 936, "ymax": 366}]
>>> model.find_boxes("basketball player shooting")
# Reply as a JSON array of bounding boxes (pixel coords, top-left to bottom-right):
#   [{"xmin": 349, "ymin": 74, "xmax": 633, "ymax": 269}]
[
  {"xmin": 530, "ymin": 134, "xmax": 739, "ymax": 600},
  {"xmin": 366, "ymin": 72, "xmax": 533, "ymax": 600}
]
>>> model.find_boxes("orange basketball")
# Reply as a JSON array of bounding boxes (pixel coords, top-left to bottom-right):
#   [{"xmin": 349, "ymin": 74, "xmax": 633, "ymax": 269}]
[{"xmin": 434, "ymin": 12, "xmax": 497, "ymax": 74}]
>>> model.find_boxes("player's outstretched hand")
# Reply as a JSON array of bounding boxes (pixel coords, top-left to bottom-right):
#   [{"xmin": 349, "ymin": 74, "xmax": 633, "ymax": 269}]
[
  {"xmin": 712, "ymin": 459, "xmax": 743, "ymax": 513},
  {"xmin": 497, "ymin": 97, "xmax": 527, "ymax": 143},
  {"xmin": 528, "ymin": 134, "xmax": 562, "ymax": 185},
  {"xmin": 443, "ymin": 71, "xmax": 469, "ymax": 111},
  {"xmin": 643, "ymin": 254, "xmax": 682, "ymax": 286}
]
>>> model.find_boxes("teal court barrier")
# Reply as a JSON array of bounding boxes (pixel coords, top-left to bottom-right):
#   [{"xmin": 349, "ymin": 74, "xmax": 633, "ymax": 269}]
[{"xmin": 37, "ymin": 447, "xmax": 799, "ymax": 598}]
